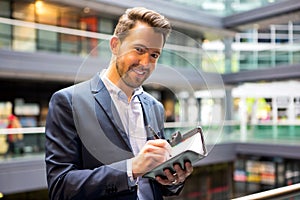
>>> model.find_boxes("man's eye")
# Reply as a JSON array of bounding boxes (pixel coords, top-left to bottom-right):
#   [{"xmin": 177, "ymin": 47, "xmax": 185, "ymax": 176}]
[
  {"xmin": 135, "ymin": 47, "xmax": 145, "ymax": 54},
  {"xmin": 151, "ymin": 53, "xmax": 160, "ymax": 59}
]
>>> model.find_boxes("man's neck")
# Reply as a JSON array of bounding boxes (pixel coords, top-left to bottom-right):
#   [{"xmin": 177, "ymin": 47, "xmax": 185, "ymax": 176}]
[{"xmin": 105, "ymin": 67, "xmax": 134, "ymax": 101}]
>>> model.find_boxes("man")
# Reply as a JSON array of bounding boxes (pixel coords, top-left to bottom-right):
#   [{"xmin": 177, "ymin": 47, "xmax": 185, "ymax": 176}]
[{"xmin": 45, "ymin": 7, "xmax": 193, "ymax": 200}]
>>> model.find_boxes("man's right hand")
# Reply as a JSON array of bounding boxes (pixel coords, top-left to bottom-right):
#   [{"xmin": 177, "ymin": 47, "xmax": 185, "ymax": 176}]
[{"xmin": 131, "ymin": 139, "xmax": 171, "ymax": 178}]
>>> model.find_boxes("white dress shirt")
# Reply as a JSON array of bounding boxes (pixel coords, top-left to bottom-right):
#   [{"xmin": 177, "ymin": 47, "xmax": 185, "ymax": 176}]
[{"xmin": 101, "ymin": 72, "xmax": 153, "ymax": 200}]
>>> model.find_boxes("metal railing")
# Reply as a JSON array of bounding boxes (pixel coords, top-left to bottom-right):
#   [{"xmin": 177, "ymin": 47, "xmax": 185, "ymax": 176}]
[
  {"xmin": 1, "ymin": 122, "xmax": 300, "ymax": 157},
  {"xmin": 232, "ymin": 183, "xmax": 300, "ymax": 200}
]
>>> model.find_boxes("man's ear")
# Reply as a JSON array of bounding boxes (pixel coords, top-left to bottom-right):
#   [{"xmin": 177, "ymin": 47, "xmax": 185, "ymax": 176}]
[{"xmin": 110, "ymin": 36, "xmax": 119, "ymax": 55}]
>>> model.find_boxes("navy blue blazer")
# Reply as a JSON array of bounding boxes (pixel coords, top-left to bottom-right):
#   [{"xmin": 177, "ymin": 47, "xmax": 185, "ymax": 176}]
[{"xmin": 45, "ymin": 74, "xmax": 183, "ymax": 200}]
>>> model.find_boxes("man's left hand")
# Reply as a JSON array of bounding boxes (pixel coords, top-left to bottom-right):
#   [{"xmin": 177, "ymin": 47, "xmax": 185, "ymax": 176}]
[{"xmin": 155, "ymin": 161, "xmax": 193, "ymax": 185}]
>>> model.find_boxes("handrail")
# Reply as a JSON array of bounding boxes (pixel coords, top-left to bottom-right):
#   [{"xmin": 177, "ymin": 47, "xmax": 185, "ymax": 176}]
[
  {"xmin": 164, "ymin": 120, "xmax": 300, "ymax": 128},
  {"xmin": 164, "ymin": 120, "xmax": 241, "ymax": 128},
  {"xmin": 0, "ymin": 120, "xmax": 299, "ymax": 134},
  {"xmin": 0, "ymin": 127, "xmax": 45, "ymax": 135},
  {"xmin": 232, "ymin": 183, "xmax": 300, "ymax": 200},
  {"xmin": 0, "ymin": 121, "xmax": 237, "ymax": 135}
]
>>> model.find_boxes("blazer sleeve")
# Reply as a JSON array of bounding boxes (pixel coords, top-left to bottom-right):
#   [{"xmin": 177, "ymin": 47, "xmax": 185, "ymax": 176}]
[{"xmin": 45, "ymin": 89, "xmax": 136, "ymax": 200}]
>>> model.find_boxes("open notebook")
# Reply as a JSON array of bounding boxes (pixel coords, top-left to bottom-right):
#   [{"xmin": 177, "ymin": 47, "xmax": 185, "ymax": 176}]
[{"xmin": 143, "ymin": 126, "xmax": 207, "ymax": 179}]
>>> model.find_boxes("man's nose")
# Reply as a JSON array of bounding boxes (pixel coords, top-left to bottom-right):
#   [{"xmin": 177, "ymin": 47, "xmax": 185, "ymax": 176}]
[{"xmin": 139, "ymin": 53, "xmax": 151, "ymax": 66}]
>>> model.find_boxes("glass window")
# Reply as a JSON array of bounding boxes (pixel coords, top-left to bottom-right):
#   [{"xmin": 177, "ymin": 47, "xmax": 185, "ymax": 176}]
[
  {"xmin": 98, "ymin": 39, "xmax": 110, "ymax": 59},
  {"xmin": 60, "ymin": 34, "xmax": 79, "ymax": 55},
  {"xmin": 37, "ymin": 30, "xmax": 58, "ymax": 52},
  {"xmin": 36, "ymin": 1, "xmax": 58, "ymax": 25},
  {"xmin": 159, "ymin": 50, "xmax": 174, "ymax": 66},
  {"xmin": 81, "ymin": 38, "xmax": 100, "ymax": 56},
  {"xmin": 13, "ymin": 26, "xmax": 36, "ymax": 52},
  {"xmin": 0, "ymin": 24, "xmax": 12, "ymax": 49},
  {"xmin": 0, "ymin": 0, "xmax": 11, "ymax": 17},
  {"xmin": 60, "ymin": 8, "xmax": 79, "ymax": 28},
  {"xmin": 80, "ymin": 17, "xmax": 97, "ymax": 32},
  {"xmin": 80, "ymin": 17, "xmax": 99, "ymax": 55},
  {"xmin": 98, "ymin": 18, "xmax": 114, "ymax": 34},
  {"xmin": 202, "ymin": 51, "xmax": 225, "ymax": 72},
  {"xmin": 12, "ymin": 2, "xmax": 35, "ymax": 21}
]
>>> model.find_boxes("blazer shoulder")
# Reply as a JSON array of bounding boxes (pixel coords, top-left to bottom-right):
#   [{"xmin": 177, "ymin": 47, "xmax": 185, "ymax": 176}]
[
  {"xmin": 51, "ymin": 79, "xmax": 91, "ymax": 98},
  {"xmin": 140, "ymin": 91, "xmax": 163, "ymax": 107}
]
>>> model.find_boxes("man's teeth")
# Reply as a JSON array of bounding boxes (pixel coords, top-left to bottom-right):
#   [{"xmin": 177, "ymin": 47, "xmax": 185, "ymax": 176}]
[{"xmin": 133, "ymin": 69, "xmax": 145, "ymax": 75}]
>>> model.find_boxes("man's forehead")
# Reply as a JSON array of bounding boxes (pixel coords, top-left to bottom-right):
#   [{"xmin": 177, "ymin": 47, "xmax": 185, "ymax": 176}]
[
  {"xmin": 132, "ymin": 40, "xmax": 162, "ymax": 51},
  {"xmin": 127, "ymin": 26, "xmax": 164, "ymax": 49}
]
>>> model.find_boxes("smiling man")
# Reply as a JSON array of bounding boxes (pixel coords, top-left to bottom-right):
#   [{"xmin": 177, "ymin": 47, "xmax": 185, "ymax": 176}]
[
  {"xmin": 45, "ymin": 7, "xmax": 193, "ymax": 200},
  {"xmin": 108, "ymin": 21, "xmax": 162, "ymax": 99}
]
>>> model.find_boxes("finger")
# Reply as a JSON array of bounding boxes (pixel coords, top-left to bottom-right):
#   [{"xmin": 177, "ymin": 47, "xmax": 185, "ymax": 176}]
[
  {"xmin": 185, "ymin": 161, "xmax": 193, "ymax": 175},
  {"xmin": 163, "ymin": 168, "xmax": 176, "ymax": 181},
  {"xmin": 155, "ymin": 176, "xmax": 172, "ymax": 185},
  {"xmin": 148, "ymin": 140, "xmax": 172, "ymax": 156},
  {"xmin": 173, "ymin": 164, "xmax": 185, "ymax": 183},
  {"xmin": 156, "ymin": 175, "xmax": 179, "ymax": 186},
  {"xmin": 142, "ymin": 141, "xmax": 172, "ymax": 158},
  {"xmin": 142, "ymin": 144, "xmax": 167, "ymax": 155},
  {"xmin": 146, "ymin": 139, "xmax": 170, "ymax": 148}
]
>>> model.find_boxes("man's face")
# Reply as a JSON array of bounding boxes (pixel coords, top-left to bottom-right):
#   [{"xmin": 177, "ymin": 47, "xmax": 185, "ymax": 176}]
[{"xmin": 114, "ymin": 22, "xmax": 164, "ymax": 89}]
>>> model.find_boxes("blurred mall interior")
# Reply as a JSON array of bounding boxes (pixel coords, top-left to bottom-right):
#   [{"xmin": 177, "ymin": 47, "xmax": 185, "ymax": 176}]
[{"xmin": 0, "ymin": 0, "xmax": 300, "ymax": 199}]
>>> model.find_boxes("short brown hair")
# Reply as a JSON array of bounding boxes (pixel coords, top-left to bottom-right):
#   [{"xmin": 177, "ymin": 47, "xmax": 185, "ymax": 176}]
[{"xmin": 114, "ymin": 7, "xmax": 171, "ymax": 44}]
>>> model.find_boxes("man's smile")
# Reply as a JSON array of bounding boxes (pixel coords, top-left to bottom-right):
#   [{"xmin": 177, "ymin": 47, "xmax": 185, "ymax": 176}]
[{"xmin": 131, "ymin": 68, "xmax": 147, "ymax": 76}]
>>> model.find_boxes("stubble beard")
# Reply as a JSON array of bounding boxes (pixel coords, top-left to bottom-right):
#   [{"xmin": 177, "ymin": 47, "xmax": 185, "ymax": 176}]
[{"xmin": 116, "ymin": 62, "xmax": 148, "ymax": 89}]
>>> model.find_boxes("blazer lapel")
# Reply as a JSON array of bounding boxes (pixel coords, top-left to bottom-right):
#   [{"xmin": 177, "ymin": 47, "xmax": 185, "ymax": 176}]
[
  {"xmin": 139, "ymin": 94, "xmax": 161, "ymax": 140},
  {"xmin": 90, "ymin": 74, "xmax": 132, "ymax": 151}
]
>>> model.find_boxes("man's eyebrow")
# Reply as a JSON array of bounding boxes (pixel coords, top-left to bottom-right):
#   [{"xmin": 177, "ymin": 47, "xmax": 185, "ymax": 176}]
[
  {"xmin": 152, "ymin": 50, "xmax": 161, "ymax": 56},
  {"xmin": 134, "ymin": 43, "xmax": 148, "ymax": 49},
  {"xmin": 135, "ymin": 44, "xmax": 162, "ymax": 54}
]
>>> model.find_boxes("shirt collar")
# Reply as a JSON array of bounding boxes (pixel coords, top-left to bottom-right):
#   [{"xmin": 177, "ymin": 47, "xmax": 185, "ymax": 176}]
[{"xmin": 100, "ymin": 70, "xmax": 143, "ymax": 102}]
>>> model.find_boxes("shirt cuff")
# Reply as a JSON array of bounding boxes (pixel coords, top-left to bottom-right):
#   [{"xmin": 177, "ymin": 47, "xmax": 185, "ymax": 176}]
[{"xmin": 127, "ymin": 158, "xmax": 138, "ymax": 187}]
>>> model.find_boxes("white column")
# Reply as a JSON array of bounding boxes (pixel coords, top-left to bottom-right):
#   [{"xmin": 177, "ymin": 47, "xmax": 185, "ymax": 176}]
[
  {"xmin": 288, "ymin": 21, "xmax": 294, "ymax": 64},
  {"xmin": 187, "ymin": 97, "xmax": 198, "ymax": 123},
  {"xmin": 272, "ymin": 97, "xmax": 278, "ymax": 124},
  {"xmin": 239, "ymin": 97, "xmax": 247, "ymax": 141},
  {"xmin": 272, "ymin": 97, "xmax": 278, "ymax": 139},
  {"xmin": 288, "ymin": 96, "xmax": 295, "ymax": 123},
  {"xmin": 250, "ymin": 99, "xmax": 258, "ymax": 125},
  {"xmin": 177, "ymin": 91, "xmax": 190, "ymax": 123}
]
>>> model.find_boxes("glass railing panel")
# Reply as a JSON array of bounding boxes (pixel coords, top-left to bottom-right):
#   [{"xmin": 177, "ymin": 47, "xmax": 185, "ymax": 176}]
[
  {"xmin": 0, "ymin": 127, "xmax": 45, "ymax": 159},
  {"xmin": 293, "ymin": 51, "xmax": 300, "ymax": 63},
  {"xmin": 202, "ymin": 48, "xmax": 300, "ymax": 73},
  {"xmin": 1, "ymin": 122, "xmax": 300, "ymax": 161},
  {"xmin": 97, "ymin": 39, "xmax": 112, "ymax": 58},
  {"xmin": 164, "ymin": 122, "xmax": 300, "ymax": 145}
]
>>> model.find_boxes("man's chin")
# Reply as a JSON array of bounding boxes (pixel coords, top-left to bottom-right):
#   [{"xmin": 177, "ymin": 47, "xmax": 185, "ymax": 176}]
[{"xmin": 123, "ymin": 80, "xmax": 142, "ymax": 89}]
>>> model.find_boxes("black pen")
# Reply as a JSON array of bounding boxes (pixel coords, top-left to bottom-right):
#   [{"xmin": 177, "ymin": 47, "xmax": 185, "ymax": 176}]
[
  {"xmin": 148, "ymin": 125, "xmax": 172, "ymax": 157},
  {"xmin": 147, "ymin": 125, "xmax": 160, "ymax": 139},
  {"xmin": 148, "ymin": 125, "xmax": 172, "ymax": 145}
]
